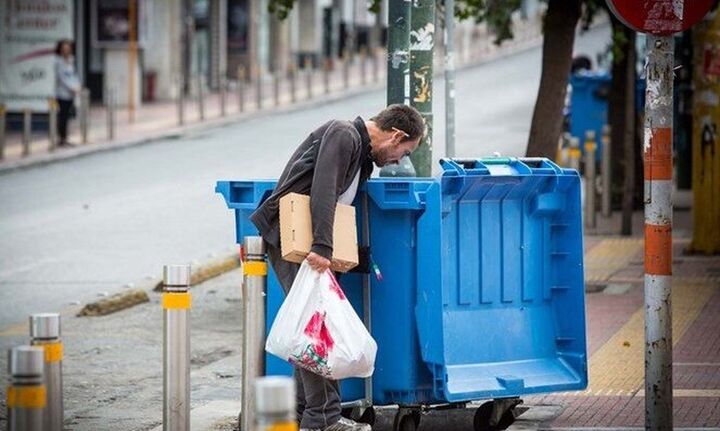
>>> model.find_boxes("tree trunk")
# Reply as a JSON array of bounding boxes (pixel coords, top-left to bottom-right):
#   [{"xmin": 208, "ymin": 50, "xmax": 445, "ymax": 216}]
[
  {"xmin": 607, "ymin": 15, "xmax": 630, "ymax": 209},
  {"xmin": 620, "ymin": 31, "xmax": 636, "ymax": 236},
  {"xmin": 525, "ymin": 0, "xmax": 582, "ymax": 157}
]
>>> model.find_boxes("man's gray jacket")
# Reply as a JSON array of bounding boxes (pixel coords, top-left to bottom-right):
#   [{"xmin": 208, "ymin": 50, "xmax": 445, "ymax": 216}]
[{"xmin": 250, "ymin": 116, "xmax": 373, "ymax": 260}]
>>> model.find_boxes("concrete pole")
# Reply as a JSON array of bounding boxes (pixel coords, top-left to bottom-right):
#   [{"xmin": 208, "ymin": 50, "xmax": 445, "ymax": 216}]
[
  {"xmin": 601, "ymin": 124, "xmax": 612, "ymax": 217},
  {"xmin": 163, "ymin": 264, "xmax": 192, "ymax": 431},
  {"xmin": 48, "ymin": 99, "xmax": 58, "ymax": 152},
  {"xmin": 584, "ymin": 130, "xmax": 597, "ymax": 229},
  {"xmin": 30, "ymin": 313, "xmax": 63, "ymax": 431},
  {"xmin": 444, "ymin": 0, "xmax": 456, "ymax": 158},
  {"xmin": 255, "ymin": 376, "xmax": 296, "ymax": 431},
  {"xmin": 644, "ymin": 35, "xmax": 674, "ymax": 431},
  {"xmin": 22, "ymin": 109, "xmax": 32, "ymax": 157},
  {"xmin": 241, "ymin": 237, "xmax": 267, "ymax": 431},
  {"xmin": 7, "ymin": 346, "xmax": 45, "ymax": 431},
  {"xmin": 0, "ymin": 103, "xmax": 6, "ymax": 160},
  {"xmin": 408, "ymin": 0, "xmax": 435, "ymax": 177}
]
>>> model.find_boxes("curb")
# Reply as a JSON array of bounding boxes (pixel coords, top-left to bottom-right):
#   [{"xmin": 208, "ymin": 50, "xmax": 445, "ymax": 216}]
[{"xmin": 77, "ymin": 252, "xmax": 241, "ymax": 317}]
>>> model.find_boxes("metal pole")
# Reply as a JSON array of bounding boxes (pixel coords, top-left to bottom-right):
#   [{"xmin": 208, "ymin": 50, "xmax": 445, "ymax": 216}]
[
  {"xmin": 323, "ymin": 58, "xmax": 330, "ymax": 95},
  {"xmin": 128, "ymin": 0, "xmax": 138, "ymax": 123},
  {"xmin": 584, "ymin": 130, "xmax": 597, "ymax": 229},
  {"xmin": 644, "ymin": 35, "xmax": 674, "ymax": 431},
  {"xmin": 220, "ymin": 76, "xmax": 227, "ymax": 116},
  {"xmin": 445, "ymin": 0, "xmax": 456, "ymax": 158},
  {"xmin": 255, "ymin": 376, "xmax": 296, "ymax": 431},
  {"xmin": 273, "ymin": 73, "xmax": 281, "ymax": 107},
  {"xmin": 387, "ymin": 0, "xmax": 410, "ymax": 105},
  {"xmin": 380, "ymin": 0, "xmax": 412, "ymax": 177},
  {"xmin": 107, "ymin": 87, "xmax": 116, "ymax": 140},
  {"xmin": 7, "ymin": 346, "xmax": 45, "ymax": 431},
  {"xmin": 177, "ymin": 75, "xmax": 185, "ymax": 125},
  {"xmin": 372, "ymin": 48, "xmax": 380, "ymax": 83},
  {"xmin": 48, "ymin": 99, "xmax": 58, "ymax": 152},
  {"xmin": 343, "ymin": 50, "xmax": 350, "ymax": 90},
  {"xmin": 568, "ymin": 136, "xmax": 581, "ymax": 171},
  {"xmin": 238, "ymin": 66, "xmax": 246, "ymax": 113},
  {"xmin": 163, "ymin": 264, "xmax": 191, "ymax": 431},
  {"xmin": 30, "ymin": 313, "xmax": 63, "ymax": 431},
  {"xmin": 0, "ymin": 103, "xmax": 6, "ymax": 160},
  {"xmin": 80, "ymin": 88, "xmax": 90, "ymax": 144},
  {"xmin": 289, "ymin": 64, "xmax": 297, "ymax": 104},
  {"xmin": 241, "ymin": 237, "xmax": 267, "ymax": 431},
  {"xmin": 304, "ymin": 58, "xmax": 313, "ymax": 99},
  {"xmin": 601, "ymin": 124, "xmax": 612, "ymax": 217},
  {"xmin": 22, "ymin": 109, "xmax": 31, "ymax": 157},
  {"xmin": 408, "ymin": 0, "xmax": 435, "ymax": 177},
  {"xmin": 197, "ymin": 75, "xmax": 206, "ymax": 121},
  {"xmin": 360, "ymin": 47, "xmax": 368, "ymax": 85},
  {"xmin": 255, "ymin": 65, "xmax": 263, "ymax": 110}
]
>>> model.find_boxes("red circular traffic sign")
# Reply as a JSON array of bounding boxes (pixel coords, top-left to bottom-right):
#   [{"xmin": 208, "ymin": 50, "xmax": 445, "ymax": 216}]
[{"xmin": 607, "ymin": 0, "xmax": 715, "ymax": 35}]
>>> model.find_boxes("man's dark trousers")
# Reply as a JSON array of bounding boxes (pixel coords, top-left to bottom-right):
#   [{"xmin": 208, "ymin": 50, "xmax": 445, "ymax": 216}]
[{"xmin": 265, "ymin": 242, "xmax": 342, "ymax": 429}]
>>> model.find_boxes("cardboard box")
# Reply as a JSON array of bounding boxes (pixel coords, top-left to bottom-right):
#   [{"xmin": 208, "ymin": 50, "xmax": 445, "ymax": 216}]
[{"xmin": 279, "ymin": 193, "xmax": 358, "ymax": 272}]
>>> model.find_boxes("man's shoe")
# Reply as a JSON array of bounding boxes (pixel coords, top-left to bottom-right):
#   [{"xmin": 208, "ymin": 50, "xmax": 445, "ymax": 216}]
[{"xmin": 300, "ymin": 417, "xmax": 371, "ymax": 431}]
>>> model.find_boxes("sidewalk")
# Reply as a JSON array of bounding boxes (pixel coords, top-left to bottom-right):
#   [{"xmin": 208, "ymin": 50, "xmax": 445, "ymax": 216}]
[
  {"xmin": 0, "ymin": 18, "xmax": 545, "ymax": 174},
  {"xmin": 521, "ymin": 208, "xmax": 720, "ymax": 429}
]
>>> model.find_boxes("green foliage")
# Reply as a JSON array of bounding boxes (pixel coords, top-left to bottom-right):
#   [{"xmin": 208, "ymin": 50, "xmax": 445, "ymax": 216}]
[{"xmin": 268, "ymin": 0, "xmax": 295, "ymax": 20}]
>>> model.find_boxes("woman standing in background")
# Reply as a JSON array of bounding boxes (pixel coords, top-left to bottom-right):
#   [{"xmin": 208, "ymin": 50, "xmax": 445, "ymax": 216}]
[{"xmin": 55, "ymin": 39, "xmax": 81, "ymax": 147}]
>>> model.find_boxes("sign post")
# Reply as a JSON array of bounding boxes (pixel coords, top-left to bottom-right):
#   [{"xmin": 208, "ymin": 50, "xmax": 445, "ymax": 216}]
[{"xmin": 606, "ymin": 1, "xmax": 714, "ymax": 429}]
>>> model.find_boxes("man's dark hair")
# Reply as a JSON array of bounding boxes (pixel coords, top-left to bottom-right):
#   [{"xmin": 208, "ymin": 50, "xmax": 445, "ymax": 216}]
[
  {"xmin": 55, "ymin": 39, "xmax": 74, "ymax": 56},
  {"xmin": 370, "ymin": 104, "xmax": 425, "ymax": 142}
]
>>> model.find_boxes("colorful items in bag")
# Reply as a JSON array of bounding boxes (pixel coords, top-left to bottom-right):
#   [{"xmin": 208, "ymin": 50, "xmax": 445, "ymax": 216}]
[{"xmin": 289, "ymin": 311, "xmax": 335, "ymax": 377}]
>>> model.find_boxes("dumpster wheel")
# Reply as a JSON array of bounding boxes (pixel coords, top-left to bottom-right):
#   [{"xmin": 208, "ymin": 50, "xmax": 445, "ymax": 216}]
[
  {"xmin": 473, "ymin": 399, "xmax": 521, "ymax": 431},
  {"xmin": 341, "ymin": 406, "xmax": 376, "ymax": 426},
  {"xmin": 393, "ymin": 407, "xmax": 421, "ymax": 431}
]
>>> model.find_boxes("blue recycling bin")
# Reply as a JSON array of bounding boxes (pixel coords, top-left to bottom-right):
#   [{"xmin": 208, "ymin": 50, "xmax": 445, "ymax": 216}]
[{"xmin": 216, "ymin": 157, "xmax": 588, "ymax": 413}]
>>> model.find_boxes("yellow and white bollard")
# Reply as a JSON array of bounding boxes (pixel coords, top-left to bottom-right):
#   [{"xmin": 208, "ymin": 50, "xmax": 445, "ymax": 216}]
[
  {"xmin": 255, "ymin": 376, "xmax": 297, "ymax": 431},
  {"xmin": 7, "ymin": 346, "xmax": 46, "ymax": 431},
  {"xmin": 163, "ymin": 264, "xmax": 192, "ymax": 431},
  {"xmin": 30, "ymin": 313, "xmax": 63, "ymax": 431},
  {"xmin": 241, "ymin": 237, "xmax": 268, "ymax": 431}
]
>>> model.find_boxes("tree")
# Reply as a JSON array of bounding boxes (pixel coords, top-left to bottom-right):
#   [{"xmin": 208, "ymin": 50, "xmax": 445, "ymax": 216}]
[{"xmin": 606, "ymin": 13, "xmax": 637, "ymax": 236}]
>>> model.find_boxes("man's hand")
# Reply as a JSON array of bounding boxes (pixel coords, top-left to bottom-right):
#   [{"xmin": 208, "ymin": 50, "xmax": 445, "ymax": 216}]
[{"xmin": 306, "ymin": 252, "xmax": 331, "ymax": 273}]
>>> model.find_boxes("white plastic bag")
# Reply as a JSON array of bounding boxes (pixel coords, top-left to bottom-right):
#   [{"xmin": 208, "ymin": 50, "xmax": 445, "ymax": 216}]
[{"xmin": 265, "ymin": 261, "xmax": 377, "ymax": 380}]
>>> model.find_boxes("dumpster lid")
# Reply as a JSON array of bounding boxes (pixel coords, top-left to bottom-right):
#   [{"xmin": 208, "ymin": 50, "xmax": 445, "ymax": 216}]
[{"xmin": 415, "ymin": 158, "xmax": 587, "ymax": 401}]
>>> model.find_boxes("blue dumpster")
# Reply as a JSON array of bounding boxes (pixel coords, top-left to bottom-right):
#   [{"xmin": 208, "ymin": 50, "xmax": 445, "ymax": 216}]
[{"xmin": 216, "ymin": 157, "xmax": 587, "ymax": 424}]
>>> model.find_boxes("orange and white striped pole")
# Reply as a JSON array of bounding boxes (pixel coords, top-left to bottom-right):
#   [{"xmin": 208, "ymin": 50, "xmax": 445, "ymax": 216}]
[{"xmin": 643, "ymin": 35, "xmax": 674, "ymax": 430}]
